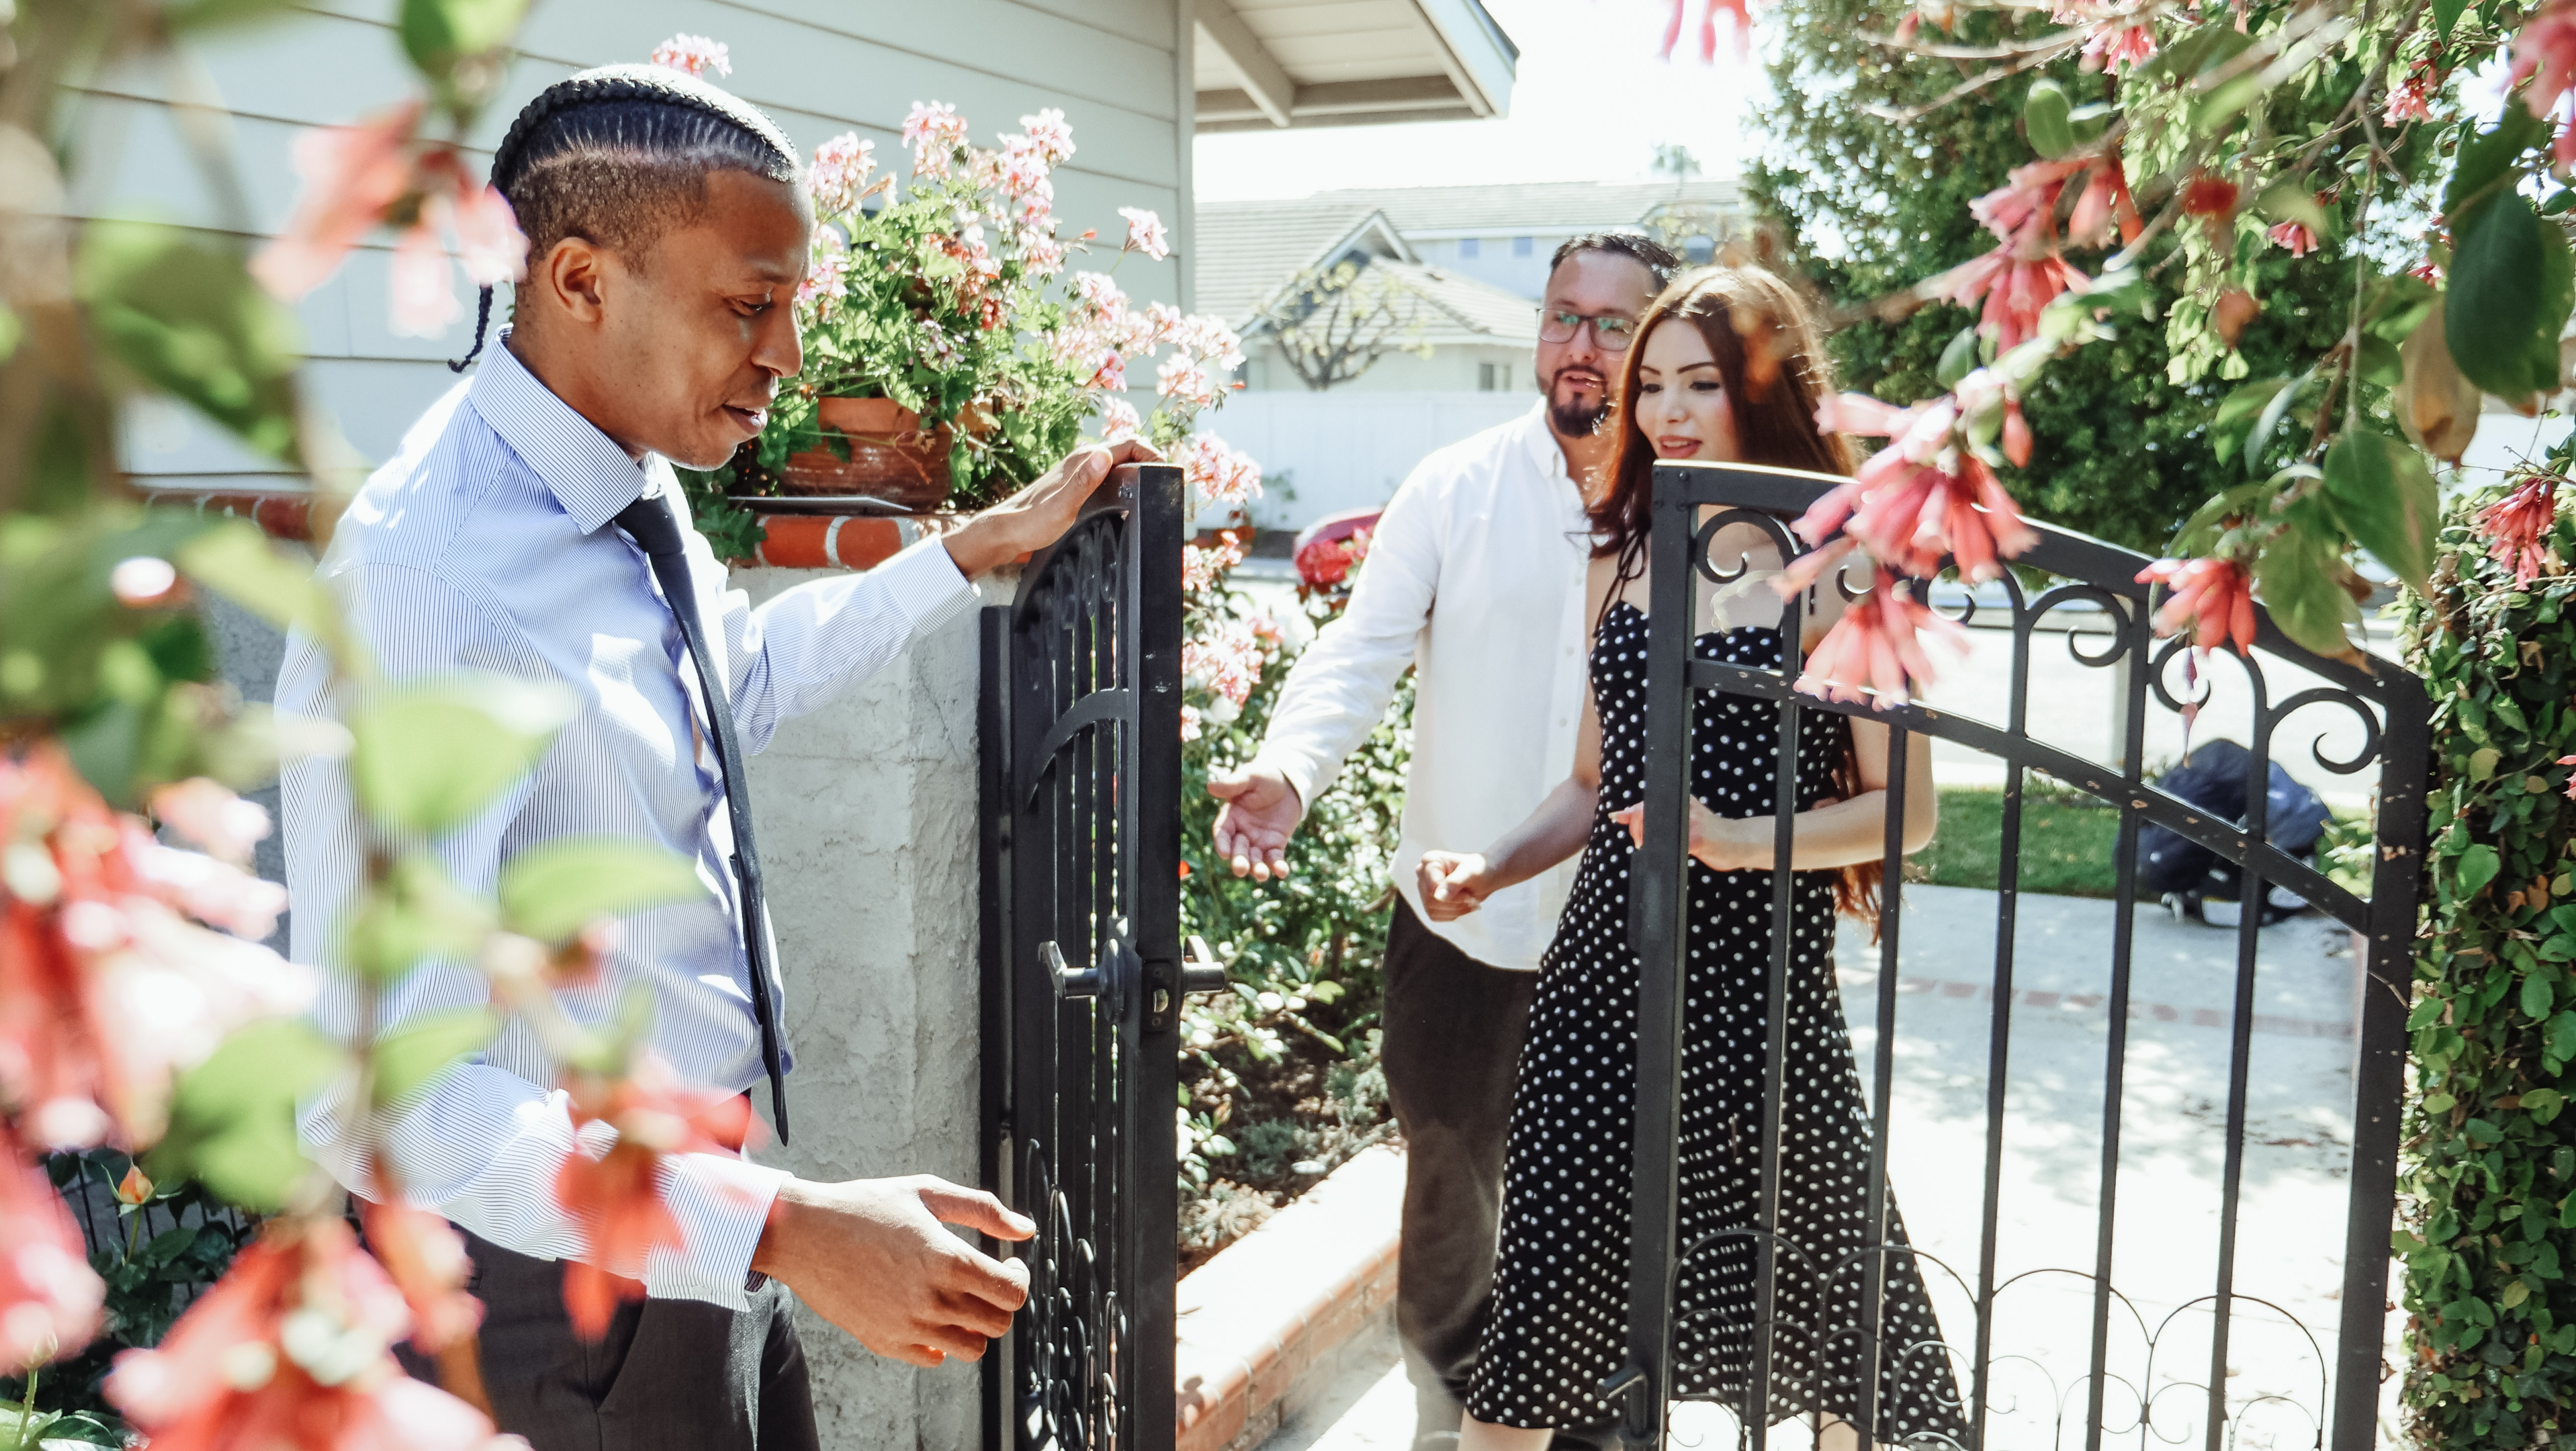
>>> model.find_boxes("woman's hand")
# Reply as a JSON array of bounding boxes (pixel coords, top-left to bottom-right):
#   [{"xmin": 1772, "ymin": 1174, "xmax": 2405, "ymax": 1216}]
[
  {"xmin": 1609, "ymin": 800, "xmax": 1769, "ymax": 873},
  {"xmin": 1417, "ymin": 851, "xmax": 1495, "ymax": 920}
]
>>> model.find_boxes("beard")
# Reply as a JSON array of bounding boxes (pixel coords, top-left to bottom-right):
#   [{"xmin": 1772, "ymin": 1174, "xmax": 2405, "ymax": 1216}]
[{"xmin": 1546, "ymin": 363, "xmax": 1607, "ymax": 438}]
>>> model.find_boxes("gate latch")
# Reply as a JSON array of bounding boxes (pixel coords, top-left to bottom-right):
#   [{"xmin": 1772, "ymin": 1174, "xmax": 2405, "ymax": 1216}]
[{"xmin": 1143, "ymin": 936, "xmax": 1230, "ymax": 1035}]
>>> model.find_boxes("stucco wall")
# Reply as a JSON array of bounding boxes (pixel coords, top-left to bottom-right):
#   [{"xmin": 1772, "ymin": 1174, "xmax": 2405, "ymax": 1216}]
[{"xmin": 731, "ymin": 566, "xmax": 1007, "ymax": 1451}]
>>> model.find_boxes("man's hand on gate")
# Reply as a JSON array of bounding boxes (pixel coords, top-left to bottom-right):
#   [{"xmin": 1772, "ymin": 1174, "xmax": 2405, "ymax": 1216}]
[
  {"xmin": 1208, "ymin": 765, "xmax": 1304, "ymax": 881},
  {"xmin": 754, "ymin": 1174, "xmax": 1035, "ymax": 1368},
  {"xmin": 941, "ymin": 437, "xmax": 1163, "ymax": 579}
]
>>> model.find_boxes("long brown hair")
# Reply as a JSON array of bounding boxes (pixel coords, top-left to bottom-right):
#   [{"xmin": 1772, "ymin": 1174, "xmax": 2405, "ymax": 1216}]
[{"xmin": 1586, "ymin": 266, "xmax": 1883, "ymax": 931}]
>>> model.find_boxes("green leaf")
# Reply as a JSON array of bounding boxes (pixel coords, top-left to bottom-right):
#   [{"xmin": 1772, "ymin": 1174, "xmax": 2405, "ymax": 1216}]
[
  {"xmin": 2025, "ymin": 79, "xmax": 2076, "ymax": 158},
  {"xmin": 342, "ymin": 852, "xmax": 494, "ymax": 983},
  {"xmin": 2458, "ymin": 842, "xmax": 2502, "ymax": 898},
  {"xmin": 2530, "ymin": 1088, "xmax": 2568, "ymax": 1124},
  {"xmin": 497, "ymin": 836, "xmax": 705, "ymax": 944},
  {"xmin": 2448, "ymin": 192, "xmax": 2556, "ymax": 400},
  {"xmin": 177, "ymin": 520, "xmax": 330, "ymax": 635},
  {"xmin": 2356, "ymin": 333, "xmax": 2403, "ymax": 387},
  {"xmin": 2472, "ymin": 746, "xmax": 2501, "ymax": 781},
  {"xmin": 398, "ymin": 0, "xmax": 530, "ymax": 75},
  {"xmin": 2321, "ymin": 430, "xmax": 2438, "ymax": 592},
  {"xmin": 147, "ymin": 1019, "xmax": 344, "ymax": 1213},
  {"xmin": 2445, "ymin": 108, "xmax": 2554, "ymax": 225},
  {"xmin": 2434, "ymin": 0, "xmax": 2471, "ymax": 38},
  {"xmin": 372, "ymin": 1006, "xmax": 498, "ymax": 1107},
  {"xmin": 2254, "ymin": 506, "xmax": 2360, "ymax": 656},
  {"xmin": 2246, "ymin": 367, "xmax": 2315, "ymax": 476},
  {"xmin": 349, "ymin": 674, "xmax": 573, "ymax": 834},
  {"xmin": 1937, "ymin": 326, "xmax": 1982, "ymax": 389},
  {"xmin": 2256, "ymin": 182, "xmax": 2334, "ymax": 239},
  {"xmin": 74, "ymin": 218, "xmax": 304, "ymax": 462},
  {"xmin": 2524, "ymin": 970, "xmax": 2556, "ymax": 1022}
]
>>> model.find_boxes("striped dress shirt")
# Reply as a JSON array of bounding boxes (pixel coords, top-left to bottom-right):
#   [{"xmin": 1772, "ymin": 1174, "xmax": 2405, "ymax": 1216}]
[{"xmin": 281, "ymin": 341, "xmax": 975, "ymax": 1307}]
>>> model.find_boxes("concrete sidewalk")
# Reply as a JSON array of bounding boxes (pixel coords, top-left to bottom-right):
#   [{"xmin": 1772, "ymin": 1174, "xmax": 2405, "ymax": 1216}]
[{"xmin": 1268, "ymin": 885, "xmax": 2390, "ymax": 1451}]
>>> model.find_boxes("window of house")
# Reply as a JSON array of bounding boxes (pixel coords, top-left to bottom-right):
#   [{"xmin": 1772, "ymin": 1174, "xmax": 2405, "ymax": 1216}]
[
  {"xmin": 1460, "ymin": 237, "xmax": 1481, "ymax": 259},
  {"xmin": 1512, "ymin": 235, "xmax": 1534, "ymax": 257},
  {"xmin": 1478, "ymin": 362, "xmax": 1503, "ymax": 392}
]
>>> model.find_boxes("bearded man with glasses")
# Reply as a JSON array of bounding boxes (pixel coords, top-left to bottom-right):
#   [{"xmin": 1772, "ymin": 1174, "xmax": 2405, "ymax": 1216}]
[{"xmin": 1207, "ymin": 230, "xmax": 1680, "ymax": 1451}]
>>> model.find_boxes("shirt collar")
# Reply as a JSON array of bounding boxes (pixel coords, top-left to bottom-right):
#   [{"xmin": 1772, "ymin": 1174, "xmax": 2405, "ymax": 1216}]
[
  {"xmin": 1518, "ymin": 398, "xmax": 1574, "ymax": 484},
  {"xmin": 465, "ymin": 335, "xmax": 654, "ymax": 534}
]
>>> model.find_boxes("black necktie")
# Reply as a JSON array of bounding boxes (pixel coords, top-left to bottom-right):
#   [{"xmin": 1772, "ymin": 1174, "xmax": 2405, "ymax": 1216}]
[{"xmin": 614, "ymin": 492, "xmax": 790, "ymax": 1145}]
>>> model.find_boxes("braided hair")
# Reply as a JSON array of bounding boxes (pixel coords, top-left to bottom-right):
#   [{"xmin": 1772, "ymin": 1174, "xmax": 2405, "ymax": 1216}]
[{"xmin": 453, "ymin": 62, "xmax": 804, "ymax": 371}]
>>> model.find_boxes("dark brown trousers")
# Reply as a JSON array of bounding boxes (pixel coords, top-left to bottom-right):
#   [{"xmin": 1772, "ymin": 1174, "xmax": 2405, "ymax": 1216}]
[
  {"xmin": 418, "ymin": 1231, "xmax": 819, "ymax": 1451},
  {"xmin": 1382, "ymin": 898, "xmax": 1614, "ymax": 1450}
]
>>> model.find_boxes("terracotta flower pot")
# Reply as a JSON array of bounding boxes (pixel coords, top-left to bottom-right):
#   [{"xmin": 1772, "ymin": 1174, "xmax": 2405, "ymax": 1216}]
[{"xmin": 778, "ymin": 396, "xmax": 954, "ymax": 509}]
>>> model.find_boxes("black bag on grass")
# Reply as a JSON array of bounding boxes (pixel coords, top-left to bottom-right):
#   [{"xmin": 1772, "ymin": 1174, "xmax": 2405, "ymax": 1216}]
[{"xmin": 2137, "ymin": 739, "xmax": 2332, "ymax": 924}]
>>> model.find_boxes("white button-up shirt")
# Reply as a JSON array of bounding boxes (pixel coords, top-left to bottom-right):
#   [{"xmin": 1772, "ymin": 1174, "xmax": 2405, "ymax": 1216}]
[
  {"xmin": 1251, "ymin": 402, "xmax": 1591, "ymax": 971},
  {"xmin": 281, "ymin": 342, "xmax": 975, "ymax": 1307}
]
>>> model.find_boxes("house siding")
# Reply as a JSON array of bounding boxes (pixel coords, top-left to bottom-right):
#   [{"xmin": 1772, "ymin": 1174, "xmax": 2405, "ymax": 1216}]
[{"xmin": 89, "ymin": 0, "xmax": 1195, "ymax": 496}]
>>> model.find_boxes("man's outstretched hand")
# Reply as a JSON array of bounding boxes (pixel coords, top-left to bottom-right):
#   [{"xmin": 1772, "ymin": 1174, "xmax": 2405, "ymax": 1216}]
[
  {"xmin": 752, "ymin": 1174, "xmax": 1034, "ymax": 1368},
  {"xmin": 942, "ymin": 437, "xmax": 1162, "ymax": 578},
  {"xmin": 1207, "ymin": 764, "xmax": 1303, "ymax": 881}
]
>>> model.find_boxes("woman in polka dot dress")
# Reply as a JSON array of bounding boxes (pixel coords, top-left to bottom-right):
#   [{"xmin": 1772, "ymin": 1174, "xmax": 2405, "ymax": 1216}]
[{"xmin": 1415, "ymin": 269, "xmax": 1964, "ymax": 1451}]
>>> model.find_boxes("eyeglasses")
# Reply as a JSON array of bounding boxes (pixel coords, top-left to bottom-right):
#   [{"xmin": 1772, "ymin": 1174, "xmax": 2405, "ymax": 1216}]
[{"xmin": 1536, "ymin": 308, "xmax": 1640, "ymax": 351}]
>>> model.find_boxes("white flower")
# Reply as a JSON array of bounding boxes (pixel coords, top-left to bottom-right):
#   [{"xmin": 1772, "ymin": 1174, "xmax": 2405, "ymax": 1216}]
[
  {"xmin": 902, "ymin": 101, "xmax": 968, "ymax": 177},
  {"xmin": 1118, "ymin": 207, "xmax": 1170, "ymax": 261},
  {"xmin": 807, "ymin": 132, "xmax": 875, "ymax": 216},
  {"xmin": 1157, "ymin": 354, "xmax": 1214, "ymax": 410},
  {"xmin": 1098, "ymin": 396, "xmax": 1143, "ymax": 439},
  {"xmin": 1019, "ymin": 107, "xmax": 1075, "ymax": 165},
  {"xmin": 148, "ymin": 778, "xmax": 272, "ymax": 866}
]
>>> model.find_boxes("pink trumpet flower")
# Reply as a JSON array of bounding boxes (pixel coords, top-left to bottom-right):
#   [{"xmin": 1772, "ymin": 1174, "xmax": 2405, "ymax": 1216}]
[
  {"xmin": 2137, "ymin": 556, "xmax": 2258, "ymax": 656},
  {"xmin": 1932, "ymin": 157, "xmax": 2102, "ymax": 351},
  {"xmin": 2514, "ymin": 0, "xmax": 2576, "ymax": 169},
  {"xmin": 2266, "ymin": 220, "xmax": 2319, "ymax": 257},
  {"xmin": 1793, "ymin": 570, "xmax": 1969, "ymax": 708},
  {"xmin": 649, "ymin": 33, "xmax": 731, "ymax": 79},
  {"xmin": 2475, "ymin": 473, "xmax": 2561, "ymax": 586},
  {"xmin": 1662, "ymin": 0, "xmax": 1753, "ymax": 60},
  {"xmin": 2082, "ymin": 21, "xmax": 2158, "ymax": 69},
  {"xmin": 2067, "ymin": 158, "xmax": 2143, "ymax": 248},
  {"xmin": 2559, "ymin": 752, "xmax": 2576, "ymax": 802},
  {"xmin": 0, "ymin": 1125, "xmax": 104, "ymax": 1368},
  {"xmin": 1790, "ymin": 393, "xmax": 2040, "ymax": 584},
  {"xmin": 251, "ymin": 101, "xmax": 423, "ymax": 302}
]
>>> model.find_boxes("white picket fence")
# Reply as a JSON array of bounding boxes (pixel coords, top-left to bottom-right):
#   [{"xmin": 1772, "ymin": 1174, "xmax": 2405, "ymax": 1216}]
[{"xmin": 1196, "ymin": 390, "xmax": 1537, "ymax": 533}]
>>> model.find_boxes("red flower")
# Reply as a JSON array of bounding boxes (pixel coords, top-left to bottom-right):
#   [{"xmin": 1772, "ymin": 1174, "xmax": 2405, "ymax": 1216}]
[
  {"xmin": 1795, "ymin": 392, "xmax": 2039, "ymax": 582},
  {"xmin": 2514, "ymin": 0, "xmax": 2576, "ymax": 169},
  {"xmin": 355, "ymin": 1196, "xmax": 480, "ymax": 1356},
  {"xmin": 1293, "ymin": 509, "xmax": 1384, "ymax": 591},
  {"xmin": 2137, "ymin": 556, "xmax": 2257, "ymax": 655},
  {"xmin": 0, "ymin": 1125, "xmax": 104, "ymax": 1367},
  {"xmin": 2067, "ymin": 158, "xmax": 2143, "ymax": 249},
  {"xmin": 2475, "ymin": 474, "xmax": 2561, "ymax": 586},
  {"xmin": 251, "ymin": 102, "xmax": 423, "ymax": 303},
  {"xmin": 553, "ymin": 1055, "xmax": 759, "ymax": 1339},
  {"xmin": 1793, "ymin": 570, "xmax": 1970, "ymax": 708},
  {"xmin": 105, "ymin": 1219, "xmax": 508, "ymax": 1451},
  {"xmin": 2266, "ymin": 220, "xmax": 2319, "ymax": 257},
  {"xmin": 2, "ymin": 747, "xmax": 310, "ymax": 1151}
]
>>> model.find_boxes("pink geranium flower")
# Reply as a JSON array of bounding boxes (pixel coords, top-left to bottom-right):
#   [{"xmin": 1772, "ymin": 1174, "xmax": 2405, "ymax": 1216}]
[
  {"xmin": 1159, "ymin": 354, "xmax": 1216, "ymax": 410},
  {"xmin": 1793, "ymin": 570, "xmax": 1969, "ymax": 708},
  {"xmin": 1019, "ymin": 108, "xmax": 1075, "ymax": 165},
  {"xmin": 902, "ymin": 101, "xmax": 969, "ymax": 177},
  {"xmin": 1119, "ymin": 207, "xmax": 1171, "ymax": 261},
  {"xmin": 806, "ymin": 133, "xmax": 875, "ymax": 216},
  {"xmin": 2475, "ymin": 473, "xmax": 2562, "ymax": 585},
  {"xmin": 2137, "ymin": 556, "xmax": 2257, "ymax": 655},
  {"xmin": 251, "ymin": 101, "xmax": 423, "ymax": 303},
  {"xmin": 1098, "ymin": 396, "xmax": 1143, "ymax": 439},
  {"xmin": 649, "ymin": 33, "xmax": 731, "ymax": 79},
  {"xmin": 1184, "ymin": 433, "xmax": 1265, "ymax": 512}
]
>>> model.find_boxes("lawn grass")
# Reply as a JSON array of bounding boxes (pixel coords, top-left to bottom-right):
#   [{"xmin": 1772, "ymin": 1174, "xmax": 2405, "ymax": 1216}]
[{"xmin": 1908, "ymin": 786, "xmax": 2124, "ymax": 899}]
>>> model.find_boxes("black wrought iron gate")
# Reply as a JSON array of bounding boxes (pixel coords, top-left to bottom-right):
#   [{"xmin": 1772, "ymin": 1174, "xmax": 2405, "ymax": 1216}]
[
  {"xmin": 1613, "ymin": 462, "xmax": 2428, "ymax": 1451},
  {"xmin": 979, "ymin": 463, "xmax": 1216, "ymax": 1451}
]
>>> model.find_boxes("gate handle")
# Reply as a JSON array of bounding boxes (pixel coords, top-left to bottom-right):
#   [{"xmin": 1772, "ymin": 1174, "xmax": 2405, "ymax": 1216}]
[
  {"xmin": 1181, "ymin": 936, "xmax": 1227, "ymax": 997},
  {"xmin": 1043, "ymin": 940, "xmax": 1101, "ymax": 999}
]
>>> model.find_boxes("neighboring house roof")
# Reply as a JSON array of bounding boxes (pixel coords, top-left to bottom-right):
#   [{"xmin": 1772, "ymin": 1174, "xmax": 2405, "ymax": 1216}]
[
  {"xmin": 1293, "ymin": 179, "xmax": 1742, "ymax": 237},
  {"xmin": 1373, "ymin": 260, "xmax": 1541, "ymax": 347},
  {"xmin": 1195, "ymin": 0, "xmax": 1519, "ymax": 132},
  {"xmin": 1196, "ymin": 179, "xmax": 1747, "ymax": 335}
]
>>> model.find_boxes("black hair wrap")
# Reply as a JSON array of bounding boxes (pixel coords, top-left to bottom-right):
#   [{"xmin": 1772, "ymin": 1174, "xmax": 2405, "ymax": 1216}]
[{"xmin": 449, "ymin": 63, "xmax": 802, "ymax": 371}]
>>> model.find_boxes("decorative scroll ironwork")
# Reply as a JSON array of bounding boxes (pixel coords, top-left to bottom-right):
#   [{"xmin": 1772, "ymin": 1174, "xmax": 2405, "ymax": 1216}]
[
  {"xmin": 980, "ymin": 466, "xmax": 1189, "ymax": 1451},
  {"xmin": 1614, "ymin": 462, "xmax": 2429, "ymax": 1451}
]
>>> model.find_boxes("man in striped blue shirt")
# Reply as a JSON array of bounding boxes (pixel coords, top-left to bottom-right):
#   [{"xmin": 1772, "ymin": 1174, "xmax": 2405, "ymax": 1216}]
[{"xmin": 281, "ymin": 65, "xmax": 1145, "ymax": 1450}]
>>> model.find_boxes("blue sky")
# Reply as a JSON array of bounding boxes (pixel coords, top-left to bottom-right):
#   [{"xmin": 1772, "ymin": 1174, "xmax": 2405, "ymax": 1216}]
[{"xmin": 1192, "ymin": 0, "xmax": 1762, "ymax": 200}]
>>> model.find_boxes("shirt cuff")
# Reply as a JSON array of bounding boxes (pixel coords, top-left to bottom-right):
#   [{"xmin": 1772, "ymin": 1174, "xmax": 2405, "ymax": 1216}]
[
  {"xmin": 640, "ymin": 1151, "xmax": 792, "ymax": 1309},
  {"xmin": 875, "ymin": 534, "xmax": 977, "ymax": 637},
  {"xmin": 1248, "ymin": 744, "xmax": 1327, "ymax": 811}
]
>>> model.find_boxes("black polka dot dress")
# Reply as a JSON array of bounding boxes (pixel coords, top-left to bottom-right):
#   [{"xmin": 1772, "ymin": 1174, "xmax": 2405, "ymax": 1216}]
[{"xmin": 1466, "ymin": 603, "xmax": 1967, "ymax": 1445}]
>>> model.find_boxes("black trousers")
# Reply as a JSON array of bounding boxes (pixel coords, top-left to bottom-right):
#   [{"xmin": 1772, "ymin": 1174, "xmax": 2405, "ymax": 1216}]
[
  {"xmin": 427, "ymin": 1231, "xmax": 819, "ymax": 1451},
  {"xmin": 1382, "ymin": 898, "xmax": 1615, "ymax": 1450}
]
